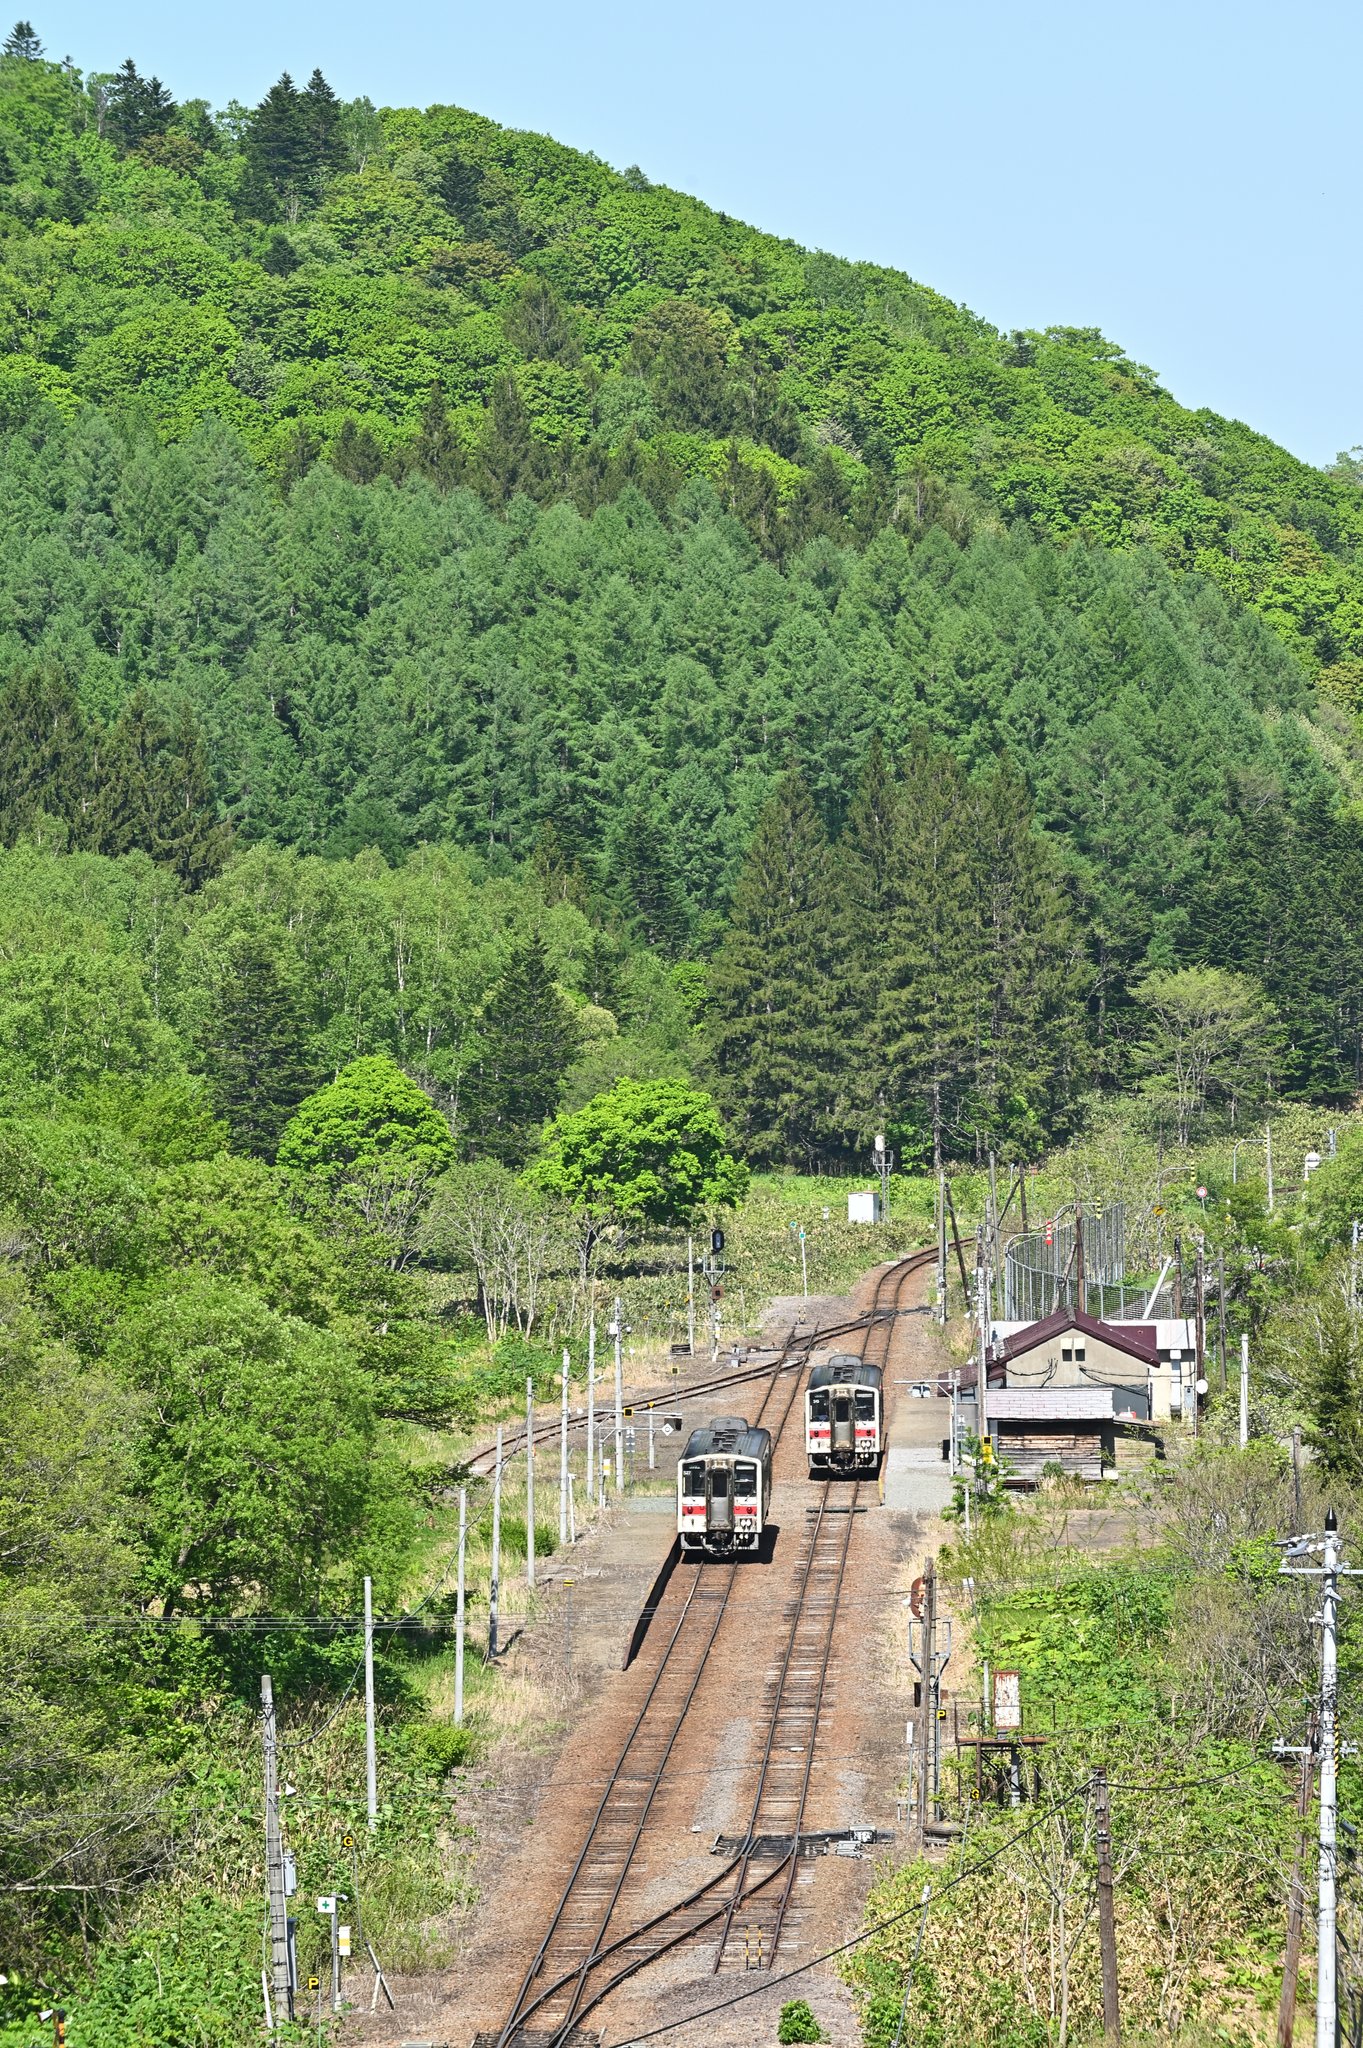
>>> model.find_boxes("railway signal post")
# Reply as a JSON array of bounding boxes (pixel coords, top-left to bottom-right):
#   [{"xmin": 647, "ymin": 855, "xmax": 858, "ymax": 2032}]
[
  {"xmin": 489, "ymin": 1425, "xmax": 502, "ymax": 1658},
  {"xmin": 525, "ymin": 1378, "xmax": 536, "ymax": 1589},
  {"xmin": 610, "ymin": 1298, "xmax": 626, "ymax": 1494}
]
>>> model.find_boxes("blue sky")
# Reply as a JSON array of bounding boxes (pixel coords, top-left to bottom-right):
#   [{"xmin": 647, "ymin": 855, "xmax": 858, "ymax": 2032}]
[{"xmin": 37, "ymin": 0, "xmax": 1360, "ymax": 468}]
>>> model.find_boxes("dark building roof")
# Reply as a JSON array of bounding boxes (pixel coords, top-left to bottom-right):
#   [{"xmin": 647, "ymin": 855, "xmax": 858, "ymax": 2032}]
[{"xmin": 994, "ymin": 1307, "xmax": 1158, "ymax": 1370}]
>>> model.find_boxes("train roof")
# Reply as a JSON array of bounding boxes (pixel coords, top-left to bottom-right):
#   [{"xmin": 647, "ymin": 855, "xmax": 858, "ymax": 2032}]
[
  {"xmin": 807, "ymin": 1357, "xmax": 884, "ymax": 1391},
  {"xmin": 681, "ymin": 1416, "xmax": 773, "ymax": 1460}
]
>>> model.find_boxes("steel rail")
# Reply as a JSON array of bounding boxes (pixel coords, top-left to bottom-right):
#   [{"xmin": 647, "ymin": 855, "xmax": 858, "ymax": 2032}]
[
  {"xmin": 490, "ymin": 1306, "xmax": 823, "ymax": 2047},
  {"xmin": 465, "ymin": 1276, "xmax": 931, "ymax": 1475},
  {"xmin": 488, "ymin": 1253, "xmax": 935, "ymax": 2046}
]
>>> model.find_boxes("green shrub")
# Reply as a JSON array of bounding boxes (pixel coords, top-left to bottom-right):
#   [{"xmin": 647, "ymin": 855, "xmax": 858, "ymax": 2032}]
[
  {"xmin": 778, "ymin": 2000, "xmax": 824, "ymax": 2043},
  {"xmin": 408, "ymin": 1719, "xmax": 481, "ymax": 1775}
]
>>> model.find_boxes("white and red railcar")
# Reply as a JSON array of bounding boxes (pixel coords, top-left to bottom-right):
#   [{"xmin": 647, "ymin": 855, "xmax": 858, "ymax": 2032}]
[
  {"xmin": 676, "ymin": 1416, "xmax": 773, "ymax": 1557},
  {"xmin": 805, "ymin": 1355, "xmax": 884, "ymax": 1476}
]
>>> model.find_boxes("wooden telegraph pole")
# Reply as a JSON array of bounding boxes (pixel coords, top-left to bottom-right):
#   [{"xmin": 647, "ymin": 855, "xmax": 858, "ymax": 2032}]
[
  {"xmin": 1278, "ymin": 1714, "xmax": 1318, "ymax": 2048},
  {"xmin": 1093, "ymin": 1766, "xmax": 1120, "ymax": 2044}
]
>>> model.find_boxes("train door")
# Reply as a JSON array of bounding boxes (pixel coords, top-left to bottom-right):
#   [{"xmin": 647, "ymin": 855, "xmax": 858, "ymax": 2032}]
[
  {"xmin": 708, "ymin": 1461, "xmax": 733, "ymax": 1536},
  {"xmin": 855, "ymin": 1387, "xmax": 878, "ymax": 1459},
  {"xmin": 832, "ymin": 1391, "xmax": 854, "ymax": 1461}
]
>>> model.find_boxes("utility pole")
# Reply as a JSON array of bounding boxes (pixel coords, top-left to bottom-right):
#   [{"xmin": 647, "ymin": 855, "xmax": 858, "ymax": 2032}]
[
  {"xmin": 525, "ymin": 1378, "xmax": 536, "ymax": 1590},
  {"xmin": 261, "ymin": 1674, "xmax": 293, "ymax": 2028},
  {"xmin": 489, "ymin": 1425, "xmax": 502, "ymax": 1659},
  {"xmin": 1240, "ymin": 1334, "xmax": 1250, "ymax": 1448},
  {"xmin": 1292, "ymin": 1428, "xmax": 1304, "ymax": 1527},
  {"xmin": 1277, "ymin": 1507, "xmax": 1356, "ymax": 2048},
  {"xmin": 916, "ymin": 1556, "xmax": 936, "ymax": 1842},
  {"xmin": 798, "ymin": 1226, "xmax": 808, "ymax": 1299},
  {"xmin": 936, "ymin": 1169, "xmax": 948, "ymax": 1326},
  {"xmin": 453, "ymin": 1487, "xmax": 467, "ymax": 1725},
  {"xmin": 1194, "ymin": 1248, "xmax": 1206, "ymax": 1414},
  {"xmin": 585, "ymin": 1320, "xmax": 595, "ymax": 1506},
  {"xmin": 687, "ymin": 1235, "xmax": 696, "ymax": 1356},
  {"xmin": 363, "ymin": 1578, "xmax": 377, "ymax": 1834},
  {"xmin": 611, "ymin": 1296, "xmax": 625, "ymax": 1495},
  {"xmin": 1317, "ymin": 1514, "xmax": 1341, "ymax": 2048},
  {"xmin": 1267, "ymin": 1120, "xmax": 1275, "ymax": 1212},
  {"xmin": 977, "ymin": 1256, "xmax": 991, "ymax": 1456},
  {"xmin": 1093, "ymin": 1766, "xmax": 1121, "ymax": 2045},
  {"xmin": 1277, "ymin": 1713, "xmax": 1318, "ymax": 2048},
  {"xmin": 559, "ymin": 1347, "xmax": 570, "ymax": 1549},
  {"xmin": 988, "ymin": 1151, "xmax": 1001, "ymax": 1316},
  {"xmin": 1218, "ymin": 1252, "xmax": 1228, "ymax": 1394}
]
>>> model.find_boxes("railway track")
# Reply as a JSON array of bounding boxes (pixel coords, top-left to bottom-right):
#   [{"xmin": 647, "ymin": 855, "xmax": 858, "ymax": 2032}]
[
  {"xmin": 464, "ymin": 1276, "xmax": 923, "ymax": 1476},
  {"xmin": 485, "ymin": 1252, "xmax": 934, "ymax": 2047}
]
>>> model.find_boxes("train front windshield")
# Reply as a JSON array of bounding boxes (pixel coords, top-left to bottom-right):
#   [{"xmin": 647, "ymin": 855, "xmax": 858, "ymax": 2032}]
[
  {"xmin": 809, "ymin": 1390, "xmax": 829, "ymax": 1421},
  {"xmin": 855, "ymin": 1390, "xmax": 876, "ymax": 1421},
  {"xmin": 682, "ymin": 1462, "xmax": 706, "ymax": 1494},
  {"xmin": 734, "ymin": 1462, "xmax": 757, "ymax": 1497}
]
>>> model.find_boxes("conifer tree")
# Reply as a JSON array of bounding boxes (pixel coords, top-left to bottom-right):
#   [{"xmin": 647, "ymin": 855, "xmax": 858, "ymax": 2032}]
[
  {"xmin": 330, "ymin": 417, "xmax": 383, "ymax": 484},
  {"xmin": 438, "ymin": 147, "xmax": 485, "ymax": 229},
  {"xmin": 244, "ymin": 73, "xmax": 310, "ymax": 217},
  {"xmin": 105, "ymin": 59, "xmax": 175, "ymax": 150},
  {"xmin": 467, "ymin": 935, "xmax": 581, "ymax": 1165},
  {"xmin": 610, "ymin": 806, "xmax": 691, "ymax": 957},
  {"xmin": 302, "ymin": 68, "xmax": 343, "ymax": 175},
  {"xmin": 708, "ymin": 767, "xmax": 846, "ymax": 1167},
  {"xmin": 3, "ymin": 20, "xmax": 41, "ymax": 58},
  {"xmin": 94, "ymin": 691, "xmax": 229, "ymax": 885},
  {"xmin": 411, "ymin": 385, "xmax": 464, "ymax": 488},
  {"xmin": 56, "ymin": 152, "xmax": 94, "ymax": 223},
  {"xmin": 0, "ymin": 664, "xmax": 93, "ymax": 846},
  {"xmin": 200, "ymin": 927, "xmax": 315, "ymax": 1158},
  {"xmin": 261, "ymin": 230, "xmax": 300, "ymax": 275},
  {"xmin": 966, "ymin": 761, "xmax": 1083, "ymax": 1157},
  {"xmin": 880, "ymin": 748, "xmax": 976, "ymax": 1168},
  {"xmin": 835, "ymin": 736, "xmax": 899, "ymax": 1145}
]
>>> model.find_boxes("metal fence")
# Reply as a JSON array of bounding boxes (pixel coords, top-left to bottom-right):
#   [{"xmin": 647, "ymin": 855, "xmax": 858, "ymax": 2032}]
[{"xmin": 1002, "ymin": 1206, "xmax": 1175, "ymax": 1323}]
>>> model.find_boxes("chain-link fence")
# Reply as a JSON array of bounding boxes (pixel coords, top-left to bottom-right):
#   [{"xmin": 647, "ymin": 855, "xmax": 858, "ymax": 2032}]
[{"xmin": 1003, "ymin": 1206, "xmax": 1176, "ymax": 1322}]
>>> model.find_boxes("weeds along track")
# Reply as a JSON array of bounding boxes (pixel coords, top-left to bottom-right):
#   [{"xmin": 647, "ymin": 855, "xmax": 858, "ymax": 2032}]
[{"xmin": 485, "ymin": 1255, "xmax": 933, "ymax": 2047}]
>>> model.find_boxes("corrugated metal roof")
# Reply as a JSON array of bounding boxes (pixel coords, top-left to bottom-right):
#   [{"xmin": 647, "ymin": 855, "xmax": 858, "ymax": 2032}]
[{"xmin": 991, "ymin": 1387, "xmax": 1115, "ymax": 1420}]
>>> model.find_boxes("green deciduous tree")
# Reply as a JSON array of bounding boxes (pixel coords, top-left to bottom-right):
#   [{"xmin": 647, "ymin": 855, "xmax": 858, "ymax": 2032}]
[
  {"xmin": 110, "ymin": 1274, "xmax": 398, "ymax": 1615},
  {"xmin": 1132, "ymin": 966, "xmax": 1277, "ymax": 1143},
  {"xmin": 278, "ymin": 1052, "xmax": 456, "ymax": 1261},
  {"xmin": 527, "ymin": 1076, "xmax": 748, "ymax": 1231}
]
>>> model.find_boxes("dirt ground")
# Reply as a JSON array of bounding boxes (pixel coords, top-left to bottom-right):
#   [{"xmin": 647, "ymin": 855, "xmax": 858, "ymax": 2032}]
[{"xmin": 340, "ymin": 1260, "xmax": 952, "ymax": 2048}]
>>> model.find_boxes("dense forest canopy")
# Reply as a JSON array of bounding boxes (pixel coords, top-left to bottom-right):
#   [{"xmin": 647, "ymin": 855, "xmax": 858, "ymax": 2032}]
[{"xmin": 0, "ymin": 28, "xmax": 1358, "ymax": 1166}]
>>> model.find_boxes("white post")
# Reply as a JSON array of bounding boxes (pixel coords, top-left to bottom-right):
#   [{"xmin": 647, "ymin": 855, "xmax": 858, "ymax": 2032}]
[
  {"xmin": 1239, "ymin": 1333, "xmax": 1250, "ymax": 1448},
  {"xmin": 977, "ymin": 1258, "xmax": 990, "ymax": 1453},
  {"xmin": 687, "ymin": 1234, "xmax": 696, "ymax": 1356},
  {"xmin": 559, "ymin": 1347, "xmax": 570, "ymax": 1549},
  {"xmin": 525, "ymin": 1377, "xmax": 536, "ymax": 1590},
  {"xmin": 363, "ymin": 1576, "xmax": 377, "ymax": 1833},
  {"xmin": 1266, "ymin": 1121, "xmax": 1275, "ymax": 1212},
  {"xmin": 1317, "ymin": 1513, "xmax": 1341, "ymax": 2048},
  {"xmin": 586, "ymin": 1317, "xmax": 596, "ymax": 1505},
  {"xmin": 799, "ymin": 1227, "xmax": 808, "ymax": 1299},
  {"xmin": 613, "ymin": 1296, "xmax": 625, "ymax": 1496},
  {"xmin": 453, "ymin": 1486, "xmax": 467, "ymax": 1725},
  {"xmin": 648, "ymin": 1405, "xmax": 656, "ymax": 1471},
  {"xmin": 489, "ymin": 1425, "xmax": 502, "ymax": 1658},
  {"xmin": 568, "ymin": 1474, "xmax": 576, "ymax": 1545}
]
